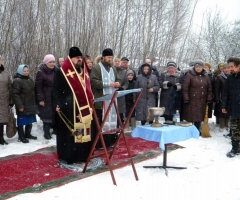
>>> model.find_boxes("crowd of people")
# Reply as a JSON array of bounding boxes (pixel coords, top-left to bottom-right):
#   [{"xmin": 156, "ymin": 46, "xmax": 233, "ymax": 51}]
[{"xmin": 0, "ymin": 48, "xmax": 240, "ymax": 162}]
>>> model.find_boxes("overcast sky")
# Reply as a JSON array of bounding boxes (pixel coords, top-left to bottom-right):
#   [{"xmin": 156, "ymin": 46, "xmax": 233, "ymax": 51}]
[{"xmin": 193, "ymin": 0, "xmax": 240, "ymax": 26}]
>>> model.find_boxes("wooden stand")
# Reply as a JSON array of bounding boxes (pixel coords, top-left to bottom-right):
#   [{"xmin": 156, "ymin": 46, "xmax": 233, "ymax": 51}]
[{"xmin": 82, "ymin": 89, "xmax": 142, "ymax": 185}]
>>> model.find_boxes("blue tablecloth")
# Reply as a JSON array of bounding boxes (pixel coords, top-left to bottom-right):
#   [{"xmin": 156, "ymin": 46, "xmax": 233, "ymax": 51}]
[{"xmin": 132, "ymin": 125, "xmax": 199, "ymax": 151}]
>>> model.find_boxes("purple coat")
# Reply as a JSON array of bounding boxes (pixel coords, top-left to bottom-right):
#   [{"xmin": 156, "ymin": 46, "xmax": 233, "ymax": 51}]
[{"xmin": 35, "ymin": 64, "xmax": 58, "ymax": 122}]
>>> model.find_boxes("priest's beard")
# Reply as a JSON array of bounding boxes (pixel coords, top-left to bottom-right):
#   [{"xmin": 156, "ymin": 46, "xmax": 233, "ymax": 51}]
[{"xmin": 75, "ymin": 63, "xmax": 83, "ymax": 73}]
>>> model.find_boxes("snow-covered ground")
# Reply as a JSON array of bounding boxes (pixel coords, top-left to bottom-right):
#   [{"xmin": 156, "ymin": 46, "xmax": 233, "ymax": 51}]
[{"xmin": 1, "ymin": 117, "xmax": 240, "ymax": 200}]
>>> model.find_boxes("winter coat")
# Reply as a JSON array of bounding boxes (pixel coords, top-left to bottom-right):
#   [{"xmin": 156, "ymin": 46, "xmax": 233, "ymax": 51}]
[
  {"xmin": 126, "ymin": 79, "xmax": 135, "ymax": 109},
  {"xmin": 0, "ymin": 65, "xmax": 12, "ymax": 124},
  {"xmin": 206, "ymin": 70, "xmax": 214, "ymax": 118},
  {"xmin": 213, "ymin": 72, "xmax": 230, "ymax": 118},
  {"xmin": 90, "ymin": 61, "xmax": 122, "ymax": 109},
  {"xmin": 116, "ymin": 66, "xmax": 128, "ymax": 113},
  {"xmin": 159, "ymin": 71, "xmax": 184, "ymax": 116},
  {"xmin": 35, "ymin": 64, "xmax": 58, "ymax": 122},
  {"xmin": 12, "ymin": 73, "xmax": 37, "ymax": 116},
  {"xmin": 52, "ymin": 65, "xmax": 92, "ymax": 162},
  {"xmin": 222, "ymin": 72, "xmax": 240, "ymax": 118},
  {"xmin": 134, "ymin": 66, "xmax": 160, "ymax": 121},
  {"xmin": 182, "ymin": 68, "xmax": 212, "ymax": 122}
]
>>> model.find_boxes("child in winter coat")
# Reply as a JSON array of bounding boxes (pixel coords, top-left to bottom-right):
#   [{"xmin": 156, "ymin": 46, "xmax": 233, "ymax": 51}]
[{"xmin": 125, "ymin": 70, "xmax": 136, "ymax": 130}]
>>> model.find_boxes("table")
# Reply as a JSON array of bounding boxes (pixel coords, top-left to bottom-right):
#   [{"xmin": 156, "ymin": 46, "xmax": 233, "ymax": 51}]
[{"xmin": 132, "ymin": 124, "xmax": 199, "ymax": 175}]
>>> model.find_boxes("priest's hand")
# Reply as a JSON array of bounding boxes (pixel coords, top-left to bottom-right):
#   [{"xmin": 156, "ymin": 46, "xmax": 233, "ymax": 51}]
[
  {"xmin": 39, "ymin": 101, "xmax": 45, "ymax": 106},
  {"xmin": 110, "ymin": 82, "xmax": 120, "ymax": 88},
  {"xmin": 19, "ymin": 108, "xmax": 24, "ymax": 112},
  {"xmin": 148, "ymin": 88, "xmax": 153, "ymax": 93},
  {"xmin": 110, "ymin": 82, "xmax": 116, "ymax": 88},
  {"xmin": 222, "ymin": 109, "xmax": 227, "ymax": 114},
  {"xmin": 56, "ymin": 105, "xmax": 60, "ymax": 112}
]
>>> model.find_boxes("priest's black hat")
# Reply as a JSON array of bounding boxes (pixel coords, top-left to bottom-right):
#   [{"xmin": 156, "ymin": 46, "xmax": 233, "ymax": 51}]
[
  {"xmin": 69, "ymin": 47, "xmax": 83, "ymax": 58},
  {"xmin": 102, "ymin": 48, "xmax": 114, "ymax": 57}
]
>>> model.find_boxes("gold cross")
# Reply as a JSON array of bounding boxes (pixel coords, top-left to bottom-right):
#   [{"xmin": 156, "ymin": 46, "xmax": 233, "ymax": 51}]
[{"xmin": 66, "ymin": 69, "xmax": 75, "ymax": 78}]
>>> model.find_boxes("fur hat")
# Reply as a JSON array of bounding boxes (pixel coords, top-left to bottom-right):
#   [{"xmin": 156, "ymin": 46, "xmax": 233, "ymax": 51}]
[
  {"xmin": 102, "ymin": 48, "xmax": 114, "ymax": 57},
  {"xmin": 69, "ymin": 47, "xmax": 83, "ymax": 58},
  {"xmin": 167, "ymin": 61, "xmax": 177, "ymax": 68},
  {"xmin": 205, "ymin": 62, "xmax": 211, "ymax": 69},
  {"xmin": 189, "ymin": 60, "xmax": 204, "ymax": 67},
  {"xmin": 43, "ymin": 54, "xmax": 55, "ymax": 64}
]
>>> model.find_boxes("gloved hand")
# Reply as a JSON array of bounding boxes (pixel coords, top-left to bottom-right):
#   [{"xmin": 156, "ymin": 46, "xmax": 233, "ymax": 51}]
[
  {"xmin": 184, "ymin": 101, "xmax": 190, "ymax": 105},
  {"xmin": 167, "ymin": 82, "xmax": 173, "ymax": 87}
]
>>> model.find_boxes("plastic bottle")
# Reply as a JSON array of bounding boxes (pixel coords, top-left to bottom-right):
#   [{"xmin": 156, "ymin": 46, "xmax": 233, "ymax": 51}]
[
  {"xmin": 173, "ymin": 114, "xmax": 176, "ymax": 123},
  {"xmin": 175, "ymin": 110, "xmax": 180, "ymax": 123}
]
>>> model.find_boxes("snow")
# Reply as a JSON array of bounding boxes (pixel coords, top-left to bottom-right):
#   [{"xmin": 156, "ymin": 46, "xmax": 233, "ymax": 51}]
[{"xmin": 1, "ymin": 117, "xmax": 240, "ymax": 200}]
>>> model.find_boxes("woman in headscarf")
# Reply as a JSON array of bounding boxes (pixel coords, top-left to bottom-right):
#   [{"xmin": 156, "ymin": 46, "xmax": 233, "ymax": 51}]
[
  {"xmin": 182, "ymin": 60, "xmax": 212, "ymax": 134},
  {"xmin": 134, "ymin": 63, "xmax": 160, "ymax": 125},
  {"xmin": 12, "ymin": 65, "xmax": 37, "ymax": 143},
  {"xmin": 35, "ymin": 54, "xmax": 58, "ymax": 139}
]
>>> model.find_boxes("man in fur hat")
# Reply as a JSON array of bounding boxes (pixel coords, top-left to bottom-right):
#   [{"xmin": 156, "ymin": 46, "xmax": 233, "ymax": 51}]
[{"xmin": 91, "ymin": 48, "xmax": 122, "ymax": 148}]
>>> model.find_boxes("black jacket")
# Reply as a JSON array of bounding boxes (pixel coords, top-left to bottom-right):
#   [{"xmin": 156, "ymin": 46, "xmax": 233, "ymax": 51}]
[
  {"xmin": 12, "ymin": 73, "xmax": 37, "ymax": 116},
  {"xmin": 222, "ymin": 72, "xmax": 240, "ymax": 118}
]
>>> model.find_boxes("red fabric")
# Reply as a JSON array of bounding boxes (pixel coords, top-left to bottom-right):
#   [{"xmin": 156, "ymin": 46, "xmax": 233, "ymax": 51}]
[
  {"xmin": 61, "ymin": 57, "xmax": 93, "ymax": 117},
  {"xmin": 0, "ymin": 136, "xmax": 181, "ymax": 196}
]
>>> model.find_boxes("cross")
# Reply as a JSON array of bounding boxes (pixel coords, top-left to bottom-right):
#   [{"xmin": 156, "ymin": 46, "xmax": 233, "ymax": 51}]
[{"xmin": 66, "ymin": 69, "xmax": 75, "ymax": 78}]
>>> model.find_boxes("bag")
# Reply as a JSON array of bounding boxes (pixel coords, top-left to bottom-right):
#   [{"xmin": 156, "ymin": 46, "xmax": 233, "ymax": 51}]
[{"xmin": 6, "ymin": 108, "xmax": 17, "ymax": 138}]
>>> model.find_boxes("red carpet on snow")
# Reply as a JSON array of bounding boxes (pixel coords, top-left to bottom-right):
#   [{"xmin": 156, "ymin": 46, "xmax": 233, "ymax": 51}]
[{"xmin": 0, "ymin": 134, "xmax": 183, "ymax": 199}]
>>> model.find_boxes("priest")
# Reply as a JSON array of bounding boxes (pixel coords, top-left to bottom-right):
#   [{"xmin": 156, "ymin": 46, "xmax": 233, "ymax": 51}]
[
  {"xmin": 52, "ymin": 47, "xmax": 93, "ymax": 164},
  {"xmin": 90, "ymin": 48, "xmax": 122, "ymax": 148}
]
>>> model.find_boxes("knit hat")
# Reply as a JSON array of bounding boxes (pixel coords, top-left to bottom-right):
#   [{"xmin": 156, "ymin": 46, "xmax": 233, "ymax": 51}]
[
  {"xmin": 102, "ymin": 48, "xmax": 114, "ymax": 57},
  {"xmin": 205, "ymin": 62, "xmax": 211, "ymax": 69},
  {"xmin": 189, "ymin": 60, "xmax": 204, "ymax": 67},
  {"xmin": 43, "ymin": 54, "xmax": 55, "ymax": 64},
  {"xmin": 17, "ymin": 64, "xmax": 29, "ymax": 75},
  {"xmin": 69, "ymin": 47, "xmax": 83, "ymax": 58},
  {"xmin": 126, "ymin": 70, "xmax": 134, "ymax": 76},
  {"xmin": 167, "ymin": 61, "xmax": 177, "ymax": 68}
]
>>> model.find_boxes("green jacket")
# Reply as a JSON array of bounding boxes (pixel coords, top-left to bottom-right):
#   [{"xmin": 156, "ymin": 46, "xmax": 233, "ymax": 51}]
[{"xmin": 91, "ymin": 61, "xmax": 122, "ymax": 109}]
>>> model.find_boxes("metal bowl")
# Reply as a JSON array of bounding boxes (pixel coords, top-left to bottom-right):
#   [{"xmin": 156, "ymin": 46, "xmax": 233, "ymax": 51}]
[{"xmin": 148, "ymin": 107, "xmax": 165, "ymax": 116}]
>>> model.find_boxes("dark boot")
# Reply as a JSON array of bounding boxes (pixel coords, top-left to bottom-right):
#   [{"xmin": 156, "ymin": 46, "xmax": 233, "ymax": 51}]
[
  {"xmin": 43, "ymin": 123, "xmax": 52, "ymax": 140},
  {"xmin": 226, "ymin": 140, "xmax": 240, "ymax": 158},
  {"xmin": 25, "ymin": 124, "xmax": 37, "ymax": 140},
  {"xmin": 17, "ymin": 126, "xmax": 29, "ymax": 143},
  {"xmin": 194, "ymin": 122, "xmax": 201, "ymax": 136},
  {"xmin": 0, "ymin": 125, "xmax": 8, "ymax": 145}
]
